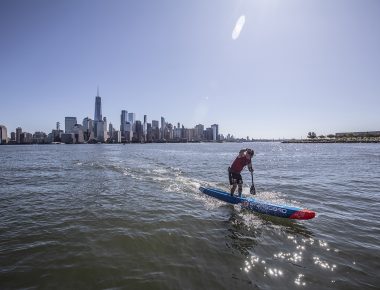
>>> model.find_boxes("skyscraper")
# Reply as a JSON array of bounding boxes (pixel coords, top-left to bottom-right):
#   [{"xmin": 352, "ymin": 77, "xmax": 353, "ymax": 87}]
[
  {"xmin": 127, "ymin": 113, "xmax": 135, "ymax": 125},
  {"xmin": 120, "ymin": 110, "xmax": 128, "ymax": 134},
  {"xmin": 125, "ymin": 122, "xmax": 132, "ymax": 142},
  {"xmin": 211, "ymin": 124, "xmax": 219, "ymax": 141},
  {"xmin": 94, "ymin": 120, "xmax": 105, "ymax": 142},
  {"xmin": 109, "ymin": 123, "xmax": 114, "ymax": 136},
  {"xmin": 128, "ymin": 112, "xmax": 136, "ymax": 132},
  {"xmin": 82, "ymin": 117, "xmax": 94, "ymax": 141},
  {"xmin": 0, "ymin": 125, "xmax": 8, "ymax": 144},
  {"xmin": 135, "ymin": 120, "xmax": 143, "ymax": 142},
  {"xmin": 143, "ymin": 115, "xmax": 147, "ymax": 141},
  {"xmin": 160, "ymin": 117, "xmax": 165, "ymax": 140},
  {"xmin": 16, "ymin": 127, "xmax": 22, "ymax": 144},
  {"xmin": 195, "ymin": 124, "xmax": 204, "ymax": 140},
  {"xmin": 94, "ymin": 89, "xmax": 102, "ymax": 122},
  {"xmin": 151, "ymin": 120, "xmax": 159, "ymax": 141},
  {"xmin": 152, "ymin": 120, "xmax": 159, "ymax": 129},
  {"xmin": 65, "ymin": 117, "xmax": 77, "ymax": 133},
  {"xmin": 103, "ymin": 117, "xmax": 108, "ymax": 141}
]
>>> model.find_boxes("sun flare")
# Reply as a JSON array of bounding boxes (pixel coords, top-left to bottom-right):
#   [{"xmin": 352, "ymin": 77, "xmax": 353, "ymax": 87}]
[{"xmin": 232, "ymin": 15, "xmax": 246, "ymax": 40}]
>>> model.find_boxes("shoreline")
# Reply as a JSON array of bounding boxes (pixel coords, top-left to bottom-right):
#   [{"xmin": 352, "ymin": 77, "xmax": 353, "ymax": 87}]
[
  {"xmin": 282, "ymin": 139, "xmax": 380, "ymax": 144},
  {"xmin": 1, "ymin": 139, "xmax": 380, "ymax": 145}
]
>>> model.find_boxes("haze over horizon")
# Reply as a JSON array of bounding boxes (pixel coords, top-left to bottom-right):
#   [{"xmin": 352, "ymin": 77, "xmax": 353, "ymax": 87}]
[{"xmin": 1, "ymin": 0, "xmax": 379, "ymax": 139}]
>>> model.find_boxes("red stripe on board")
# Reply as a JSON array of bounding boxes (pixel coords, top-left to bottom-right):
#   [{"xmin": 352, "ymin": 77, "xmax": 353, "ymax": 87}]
[{"xmin": 290, "ymin": 209, "xmax": 316, "ymax": 220}]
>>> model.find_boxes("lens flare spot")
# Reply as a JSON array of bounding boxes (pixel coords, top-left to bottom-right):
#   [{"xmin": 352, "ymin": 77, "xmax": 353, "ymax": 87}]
[{"xmin": 232, "ymin": 15, "xmax": 246, "ymax": 40}]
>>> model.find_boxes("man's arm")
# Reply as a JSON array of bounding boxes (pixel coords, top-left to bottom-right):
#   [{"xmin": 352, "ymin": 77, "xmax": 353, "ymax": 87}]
[{"xmin": 248, "ymin": 162, "xmax": 254, "ymax": 172}]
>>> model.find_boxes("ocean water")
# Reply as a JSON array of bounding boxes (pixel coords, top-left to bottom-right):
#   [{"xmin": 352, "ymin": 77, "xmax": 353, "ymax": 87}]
[{"xmin": 0, "ymin": 143, "xmax": 379, "ymax": 289}]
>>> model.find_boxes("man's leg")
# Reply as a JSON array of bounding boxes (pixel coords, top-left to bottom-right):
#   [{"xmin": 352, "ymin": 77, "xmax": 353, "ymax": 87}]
[
  {"xmin": 238, "ymin": 184, "xmax": 243, "ymax": 197},
  {"xmin": 230, "ymin": 183, "xmax": 237, "ymax": 196}
]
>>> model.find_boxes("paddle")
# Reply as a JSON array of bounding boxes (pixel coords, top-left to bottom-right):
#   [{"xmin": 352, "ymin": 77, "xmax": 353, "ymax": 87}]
[{"xmin": 250, "ymin": 171, "xmax": 256, "ymax": 195}]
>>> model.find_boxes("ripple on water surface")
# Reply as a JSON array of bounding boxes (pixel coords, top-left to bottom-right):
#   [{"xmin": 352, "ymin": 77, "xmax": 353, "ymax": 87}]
[{"xmin": 0, "ymin": 143, "xmax": 379, "ymax": 289}]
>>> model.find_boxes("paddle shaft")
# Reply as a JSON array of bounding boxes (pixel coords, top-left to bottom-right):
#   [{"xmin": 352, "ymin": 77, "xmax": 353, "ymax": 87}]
[{"xmin": 250, "ymin": 171, "xmax": 256, "ymax": 195}]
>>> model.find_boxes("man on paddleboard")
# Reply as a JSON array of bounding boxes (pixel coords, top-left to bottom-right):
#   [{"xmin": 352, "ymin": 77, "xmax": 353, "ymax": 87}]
[{"xmin": 229, "ymin": 148, "xmax": 254, "ymax": 197}]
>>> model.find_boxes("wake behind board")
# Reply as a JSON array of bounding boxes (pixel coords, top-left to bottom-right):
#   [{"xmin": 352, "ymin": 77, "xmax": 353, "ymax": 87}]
[{"xmin": 199, "ymin": 187, "xmax": 315, "ymax": 220}]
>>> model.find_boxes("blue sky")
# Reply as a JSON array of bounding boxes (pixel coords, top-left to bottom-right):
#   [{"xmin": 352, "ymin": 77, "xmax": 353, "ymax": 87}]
[{"xmin": 0, "ymin": 0, "xmax": 379, "ymax": 139}]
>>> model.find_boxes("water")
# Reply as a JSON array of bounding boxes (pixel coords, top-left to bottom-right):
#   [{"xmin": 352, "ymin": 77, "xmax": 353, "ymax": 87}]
[{"xmin": 0, "ymin": 143, "xmax": 379, "ymax": 289}]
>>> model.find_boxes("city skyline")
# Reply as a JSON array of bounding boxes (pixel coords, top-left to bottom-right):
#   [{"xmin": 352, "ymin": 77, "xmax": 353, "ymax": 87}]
[
  {"xmin": 1, "ymin": 88, "xmax": 379, "ymax": 144},
  {"xmin": 1, "ymin": 92, "xmax": 224, "ymax": 144},
  {"xmin": 0, "ymin": 0, "xmax": 379, "ymax": 139},
  {"xmin": 1, "ymin": 88, "xmax": 229, "ymax": 142}
]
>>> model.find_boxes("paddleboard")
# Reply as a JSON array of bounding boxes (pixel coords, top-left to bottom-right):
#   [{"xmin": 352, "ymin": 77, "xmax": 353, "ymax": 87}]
[{"xmin": 199, "ymin": 186, "xmax": 315, "ymax": 220}]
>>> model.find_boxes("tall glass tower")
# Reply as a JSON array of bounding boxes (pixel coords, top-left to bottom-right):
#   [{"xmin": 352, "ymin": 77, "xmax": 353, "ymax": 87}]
[
  {"xmin": 120, "ymin": 110, "xmax": 128, "ymax": 133},
  {"xmin": 128, "ymin": 112, "xmax": 136, "ymax": 132},
  {"xmin": 160, "ymin": 117, "xmax": 165, "ymax": 140},
  {"xmin": 94, "ymin": 88, "xmax": 102, "ymax": 122},
  {"xmin": 65, "ymin": 117, "xmax": 77, "ymax": 133},
  {"xmin": 211, "ymin": 124, "xmax": 219, "ymax": 141}
]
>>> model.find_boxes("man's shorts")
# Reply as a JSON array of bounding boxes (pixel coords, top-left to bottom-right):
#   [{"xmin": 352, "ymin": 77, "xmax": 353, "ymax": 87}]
[{"xmin": 228, "ymin": 168, "xmax": 243, "ymax": 185}]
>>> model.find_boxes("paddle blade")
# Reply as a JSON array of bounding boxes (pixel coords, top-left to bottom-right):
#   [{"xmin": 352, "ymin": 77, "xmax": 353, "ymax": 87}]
[{"xmin": 250, "ymin": 185, "xmax": 256, "ymax": 195}]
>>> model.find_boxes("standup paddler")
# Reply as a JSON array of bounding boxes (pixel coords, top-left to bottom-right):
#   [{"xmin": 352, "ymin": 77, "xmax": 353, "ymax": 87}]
[{"xmin": 228, "ymin": 148, "xmax": 254, "ymax": 197}]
